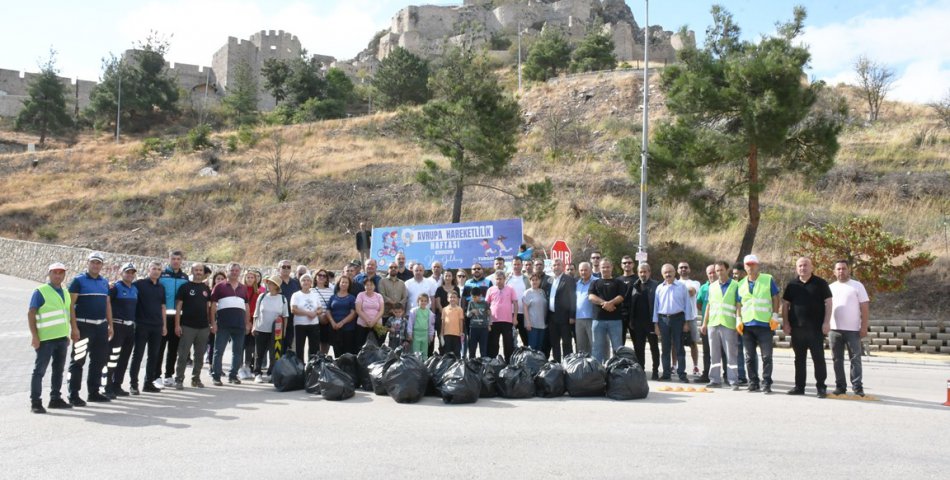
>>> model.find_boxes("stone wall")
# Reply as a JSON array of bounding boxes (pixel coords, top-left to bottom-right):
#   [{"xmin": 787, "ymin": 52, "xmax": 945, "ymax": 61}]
[
  {"xmin": 0, "ymin": 237, "xmax": 275, "ymax": 284},
  {"xmin": 0, "ymin": 68, "xmax": 95, "ymax": 118}
]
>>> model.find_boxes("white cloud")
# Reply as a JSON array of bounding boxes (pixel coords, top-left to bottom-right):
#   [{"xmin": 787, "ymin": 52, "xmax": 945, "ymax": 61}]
[
  {"xmin": 117, "ymin": 0, "xmax": 392, "ymax": 69},
  {"xmin": 802, "ymin": 0, "xmax": 950, "ymax": 103}
]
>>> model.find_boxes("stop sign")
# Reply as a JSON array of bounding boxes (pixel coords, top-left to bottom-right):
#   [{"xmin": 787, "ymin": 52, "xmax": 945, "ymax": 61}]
[{"xmin": 550, "ymin": 240, "xmax": 572, "ymax": 266}]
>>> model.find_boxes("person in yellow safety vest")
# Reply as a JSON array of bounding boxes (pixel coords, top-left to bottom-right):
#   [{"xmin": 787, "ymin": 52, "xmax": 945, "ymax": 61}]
[
  {"xmin": 735, "ymin": 254, "xmax": 781, "ymax": 394},
  {"xmin": 701, "ymin": 261, "xmax": 741, "ymax": 390},
  {"xmin": 28, "ymin": 262, "xmax": 80, "ymax": 414}
]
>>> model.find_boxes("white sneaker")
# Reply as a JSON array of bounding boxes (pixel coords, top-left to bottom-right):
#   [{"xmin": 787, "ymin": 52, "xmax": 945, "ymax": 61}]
[
  {"xmin": 153, "ymin": 379, "xmax": 165, "ymax": 389},
  {"xmin": 162, "ymin": 377, "xmax": 175, "ymax": 387},
  {"xmin": 254, "ymin": 374, "xmax": 264, "ymax": 384},
  {"xmin": 238, "ymin": 366, "xmax": 253, "ymax": 380}
]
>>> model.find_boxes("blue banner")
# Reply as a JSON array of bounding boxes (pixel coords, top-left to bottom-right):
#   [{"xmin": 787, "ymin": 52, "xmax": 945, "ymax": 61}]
[{"xmin": 372, "ymin": 218, "xmax": 524, "ymax": 270}]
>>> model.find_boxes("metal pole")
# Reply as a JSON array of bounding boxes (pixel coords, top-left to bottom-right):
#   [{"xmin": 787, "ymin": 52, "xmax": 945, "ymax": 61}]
[
  {"xmin": 517, "ymin": 20, "xmax": 523, "ymax": 92},
  {"xmin": 638, "ymin": 0, "xmax": 650, "ymax": 254},
  {"xmin": 115, "ymin": 60, "xmax": 122, "ymax": 144}
]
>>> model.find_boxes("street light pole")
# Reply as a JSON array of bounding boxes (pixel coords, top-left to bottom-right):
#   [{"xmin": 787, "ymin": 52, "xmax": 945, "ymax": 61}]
[
  {"xmin": 638, "ymin": 0, "xmax": 650, "ymax": 255},
  {"xmin": 115, "ymin": 60, "xmax": 122, "ymax": 144},
  {"xmin": 517, "ymin": 19, "xmax": 523, "ymax": 92}
]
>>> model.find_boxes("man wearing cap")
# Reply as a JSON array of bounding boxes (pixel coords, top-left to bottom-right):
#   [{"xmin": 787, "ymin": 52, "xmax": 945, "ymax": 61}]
[
  {"xmin": 105, "ymin": 262, "xmax": 138, "ymax": 399},
  {"xmin": 129, "ymin": 261, "xmax": 167, "ymax": 394},
  {"xmin": 735, "ymin": 254, "xmax": 781, "ymax": 393},
  {"xmin": 67, "ymin": 252, "xmax": 113, "ymax": 405},
  {"xmin": 157, "ymin": 250, "xmax": 188, "ymax": 388},
  {"xmin": 28, "ymin": 263, "xmax": 77, "ymax": 413},
  {"xmin": 174, "ymin": 263, "xmax": 212, "ymax": 389}
]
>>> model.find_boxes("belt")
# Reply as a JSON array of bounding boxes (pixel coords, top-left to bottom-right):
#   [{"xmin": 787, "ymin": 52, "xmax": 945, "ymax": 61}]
[
  {"xmin": 76, "ymin": 318, "xmax": 107, "ymax": 325},
  {"xmin": 657, "ymin": 312, "xmax": 685, "ymax": 319},
  {"xmin": 114, "ymin": 319, "xmax": 135, "ymax": 326}
]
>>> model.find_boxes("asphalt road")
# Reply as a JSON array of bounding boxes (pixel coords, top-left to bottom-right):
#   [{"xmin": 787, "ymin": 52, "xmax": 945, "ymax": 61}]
[{"xmin": 1, "ymin": 274, "xmax": 948, "ymax": 478}]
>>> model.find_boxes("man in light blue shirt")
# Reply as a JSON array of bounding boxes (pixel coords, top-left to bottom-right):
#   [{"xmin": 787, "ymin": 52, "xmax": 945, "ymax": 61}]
[
  {"xmin": 653, "ymin": 264, "xmax": 692, "ymax": 382},
  {"xmin": 574, "ymin": 262, "xmax": 595, "ymax": 354}
]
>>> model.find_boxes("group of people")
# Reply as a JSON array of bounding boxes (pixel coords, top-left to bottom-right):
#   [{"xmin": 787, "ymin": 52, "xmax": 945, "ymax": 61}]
[{"xmin": 27, "ymin": 248, "xmax": 870, "ymax": 414}]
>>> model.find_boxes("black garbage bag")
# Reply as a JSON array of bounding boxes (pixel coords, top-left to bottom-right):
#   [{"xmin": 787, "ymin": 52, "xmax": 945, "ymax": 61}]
[
  {"xmin": 439, "ymin": 360, "xmax": 481, "ymax": 404},
  {"xmin": 319, "ymin": 363, "xmax": 356, "ymax": 401},
  {"xmin": 383, "ymin": 353, "xmax": 429, "ymax": 403},
  {"xmin": 357, "ymin": 343, "xmax": 391, "ymax": 391},
  {"xmin": 534, "ymin": 362, "xmax": 566, "ymax": 398},
  {"xmin": 606, "ymin": 358, "xmax": 650, "ymax": 400},
  {"xmin": 496, "ymin": 364, "xmax": 535, "ymax": 399},
  {"xmin": 272, "ymin": 351, "xmax": 306, "ymax": 392},
  {"xmin": 425, "ymin": 354, "xmax": 459, "ymax": 396},
  {"xmin": 334, "ymin": 353, "xmax": 360, "ymax": 390},
  {"xmin": 368, "ymin": 360, "xmax": 390, "ymax": 396},
  {"xmin": 466, "ymin": 357, "xmax": 496, "ymax": 398},
  {"xmin": 563, "ymin": 353, "xmax": 607, "ymax": 397},
  {"xmin": 305, "ymin": 353, "xmax": 333, "ymax": 394},
  {"xmin": 511, "ymin": 346, "xmax": 547, "ymax": 377},
  {"xmin": 611, "ymin": 346, "xmax": 639, "ymax": 365}
]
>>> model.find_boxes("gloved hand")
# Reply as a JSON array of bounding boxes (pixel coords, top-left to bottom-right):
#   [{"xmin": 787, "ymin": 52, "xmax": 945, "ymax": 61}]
[{"xmin": 769, "ymin": 312, "xmax": 781, "ymax": 331}]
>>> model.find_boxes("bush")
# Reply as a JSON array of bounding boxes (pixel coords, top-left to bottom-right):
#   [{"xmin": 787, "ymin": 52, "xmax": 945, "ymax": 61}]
[
  {"xmin": 238, "ymin": 125, "xmax": 260, "ymax": 148},
  {"xmin": 187, "ymin": 124, "xmax": 214, "ymax": 151},
  {"xmin": 139, "ymin": 137, "xmax": 175, "ymax": 158}
]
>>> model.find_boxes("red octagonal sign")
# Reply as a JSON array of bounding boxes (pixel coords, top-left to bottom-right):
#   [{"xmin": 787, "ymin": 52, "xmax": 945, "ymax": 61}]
[{"xmin": 551, "ymin": 240, "xmax": 572, "ymax": 266}]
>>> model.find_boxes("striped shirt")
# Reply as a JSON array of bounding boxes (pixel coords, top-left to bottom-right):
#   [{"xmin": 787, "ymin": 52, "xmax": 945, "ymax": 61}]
[{"xmin": 211, "ymin": 282, "xmax": 249, "ymax": 329}]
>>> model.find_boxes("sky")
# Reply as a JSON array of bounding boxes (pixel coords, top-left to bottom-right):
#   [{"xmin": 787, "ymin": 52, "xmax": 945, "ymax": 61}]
[{"xmin": 2, "ymin": 0, "xmax": 948, "ymax": 103}]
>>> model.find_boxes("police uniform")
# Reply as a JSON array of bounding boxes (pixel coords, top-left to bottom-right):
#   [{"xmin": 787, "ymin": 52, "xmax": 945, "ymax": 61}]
[
  {"xmin": 67, "ymin": 259, "xmax": 112, "ymax": 403},
  {"xmin": 106, "ymin": 264, "xmax": 138, "ymax": 397}
]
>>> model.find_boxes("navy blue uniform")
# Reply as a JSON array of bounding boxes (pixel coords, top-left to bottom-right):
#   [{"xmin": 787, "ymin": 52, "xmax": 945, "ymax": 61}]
[{"xmin": 67, "ymin": 272, "xmax": 110, "ymax": 399}]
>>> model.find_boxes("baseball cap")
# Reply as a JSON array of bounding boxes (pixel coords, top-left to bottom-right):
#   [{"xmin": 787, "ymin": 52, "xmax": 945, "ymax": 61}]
[
  {"xmin": 350, "ymin": 259, "xmax": 362, "ymax": 267},
  {"xmin": 88, "ymin": 252, "xmax": 105, "ymax": 262},
  {"xmin": 743, "ymin": 254, "xmax": 760, "ymax": 265},
  {"xmin": 47, "ymin": 262, "xmax": 67, "ymax": 272},
  {"xmin": 121, "ymin": 262, "xmax": 137, "ymax": 273}
]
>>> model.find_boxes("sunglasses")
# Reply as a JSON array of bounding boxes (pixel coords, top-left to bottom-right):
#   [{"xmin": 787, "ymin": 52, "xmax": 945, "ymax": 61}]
[
  {"xmin": 622, "ymin": 261, "xmax": 632, "ymax": 264},
  {"xmin": 281, "ymin": 266, "xmax": 291, "ymax": 269},
  {"xmin": 678, "ymin": 266, "xmax": 689, "ymax": 270}
]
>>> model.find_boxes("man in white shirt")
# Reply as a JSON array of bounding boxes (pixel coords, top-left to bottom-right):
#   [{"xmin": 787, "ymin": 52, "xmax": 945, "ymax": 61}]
[
  {"xmin": 405, "ymin": 264, "xmax": 438, "ymax": 311},
  {"xmin": 677, "ymin": 262, "xmax": 702, "ymax": 377},
  {"xmin": 828, "ymin": 260, "xmax": 870, "ymax": 396},
  {"xmin": 506, "ymin": 257, "xmax": 530, "ymax": 347}
]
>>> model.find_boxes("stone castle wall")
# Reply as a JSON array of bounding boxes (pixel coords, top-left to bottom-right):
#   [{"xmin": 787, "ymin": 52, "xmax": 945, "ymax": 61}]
[
  {"xmin": 212, "ymin": 30, "xmax": 303, "ymax": 111},
  {"xmin": 0, "ymin": 68, "xmax": 96, "ymax": 118}
]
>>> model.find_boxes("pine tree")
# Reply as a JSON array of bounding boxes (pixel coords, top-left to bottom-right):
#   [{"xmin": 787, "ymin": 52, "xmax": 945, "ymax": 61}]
[
  {"xmin": 14, "ymin": 51, "xmax": 73, "ymax": 145},
  {"xmin": 372, "ymin": 47, "xmax": 430, "ymax": 109},
  {"xmin": 522, "ymin": 28, "xmax": 572, "ymax": 82},
  {"xmin": 570, "ymin": 28, "xmax": 616, "ymax": 73},
  {"xmin": 221, "ymin": 59, "xmax": 259, "ymax": 126}
]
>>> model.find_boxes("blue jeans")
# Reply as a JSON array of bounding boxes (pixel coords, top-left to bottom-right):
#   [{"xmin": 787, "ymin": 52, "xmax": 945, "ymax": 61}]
[
  {"xmin": 658, "ymin": 314, "xmax": 686, "ymax": 378},
  {"xmin": 527, "ymin": 327, "xmax": 546, "ymax": 351},
  {"xmin": 213, "ymin": 325, "xmax": 246, "ymax": 380},
  {"xmin": 467, "ymin": 327, "xmax": 489, "ymax": 359},
  {"xmin": 31, "ymin": 337, "xmax": 69, "ymax": 403},
  {"xmin": 591, "ymin": 320, "xmax": 622, "ymax": 363}
]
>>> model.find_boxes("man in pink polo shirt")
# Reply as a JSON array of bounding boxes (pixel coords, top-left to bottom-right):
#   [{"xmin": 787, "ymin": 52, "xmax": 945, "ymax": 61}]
[{"xmin": 486, "ymin": 270, "xmax": 519, "ymax": 361}]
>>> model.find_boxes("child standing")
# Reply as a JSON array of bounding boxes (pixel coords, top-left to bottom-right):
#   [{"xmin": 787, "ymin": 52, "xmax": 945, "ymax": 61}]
[
  {"xmin": 385, "ymin": 303, "xmax": 408, "ymax": 350},
  {"xmin": 466, "ymin": 287, "xmax": 491, "ymax": 359},
  {"xmin": 408, "ymin": 294, "xmax": 435, "ymax": 360},
  {"xmin": 441, "ymin": 290, "xmax": 465, "ymax": 357}
]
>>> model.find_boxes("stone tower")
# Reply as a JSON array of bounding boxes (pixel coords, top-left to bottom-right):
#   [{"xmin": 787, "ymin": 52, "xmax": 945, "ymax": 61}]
[{"xmin": 212, "ymin": 30, "xmax": 302, "ymax": 111}]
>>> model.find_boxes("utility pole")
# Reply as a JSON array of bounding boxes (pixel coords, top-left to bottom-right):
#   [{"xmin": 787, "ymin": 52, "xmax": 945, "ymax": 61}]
[
  {"xmin": 638, "ymin": 0, "xmax": 650, "ymax": 256},
  {"xmin": 517, "ymin": 19, "xmax": 523, "ymax": 92},
  {"xmin": 115, "ymin": 59, "xmax": 122, "ymax": 144}
]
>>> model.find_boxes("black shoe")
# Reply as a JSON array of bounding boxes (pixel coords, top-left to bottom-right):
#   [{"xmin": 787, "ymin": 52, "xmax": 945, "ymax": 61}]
[
  {"xmin": 104, "ymin": 390, "xmax": 117, "ymax": 400},
  {"xmin": 69, "ymin": 396, "xmax": 86, "ymax": 407},
  {"xmin": 651, "ymin": 372, "xmax": 659, "ymax": 380},
  {"xmin": 854, "ymin": 387, "xmax": 865, "ymax": 397},
  {"xmin": 142, "ymin": 383, "xmax": 161, "ymax": 393},
  {"xmin": 706, "ymin": 382, "xmax": 723, "ymax": 388},
  {"xmin": 658, "ymin": 375, "xmax": 671, "ymax": 381},
  {"xmin": 698, "ymin": 376, "xmax": 710, "ymax": 383},
  {"xmin": 679, "ymin": 375, "xmax": 690, "ymax": 383},
  {"xmin": 817, "ymin": 388, "xmax": 827, "ymax": 399},
  {"xmin": 747, "ymin": 383, "xmax": 761, "ymax": 392},
  {"xmin": 48, "ymin": 398, "xmax": 72, "ymax": 409},
  {"xmin": 762, "ymin": 384, "xmax": 772, "ymax": 394},
  {"xmin": 786, "ymin": 388, "xmax": 805, "ymax": 395},
  {"xmin": 87, "ymin": 392, "xmax": 111, "ymax": 402},
  {"xmin": 130, "ymin": 386, "xmax": 140, "ymax": 396},
  {"xmin": 114, "ymin": 388, "xmax": 130, "ymax": 397},
  {"xmin": 228, "ymin": 377, "xmax": 242, "ymax": 385},
  {"xmin": 737, "ymin": 379, "xmax": 749, "ymax": 386},
  {"xmin": 31, "ymin": 402, "xmax": 46, "ymax": 414},
  {"xmin": 832, "ymin": 387, "xmax": 847, "ymax": 396}
]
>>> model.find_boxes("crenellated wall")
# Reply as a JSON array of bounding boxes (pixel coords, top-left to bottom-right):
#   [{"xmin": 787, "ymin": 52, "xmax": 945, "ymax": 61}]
[{"xmin": 0, "ymin": 68, "xmax": 97, "ymax": 118}]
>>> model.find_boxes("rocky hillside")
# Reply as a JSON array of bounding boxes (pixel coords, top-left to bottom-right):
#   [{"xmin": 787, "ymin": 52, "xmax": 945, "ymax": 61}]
[{"xmin": 0, "ymin": 71, "xmax": 947, "ymax": 318}]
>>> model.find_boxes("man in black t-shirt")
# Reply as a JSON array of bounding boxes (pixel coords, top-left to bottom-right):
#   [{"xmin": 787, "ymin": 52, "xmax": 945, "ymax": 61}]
[
  {"xmin": 174, "ymin": 264, "xmax": 211, "ymax": 389},
  {"xmin": 781, "ymin": 257, "xmax": 833, "ymax": 398},
  {"xmin": 588, "ymin": 259, "xmax": 628, "ymax": 363}
]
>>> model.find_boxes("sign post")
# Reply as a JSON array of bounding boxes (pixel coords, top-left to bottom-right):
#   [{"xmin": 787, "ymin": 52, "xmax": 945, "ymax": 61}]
[{"xmin": 550, "ymin": 240, "xmax": 572, "ymax": 267}]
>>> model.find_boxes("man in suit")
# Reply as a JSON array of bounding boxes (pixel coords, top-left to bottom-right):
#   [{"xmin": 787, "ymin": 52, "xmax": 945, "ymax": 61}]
[
  {"xmin": 544, "ymin": 258, "xmax": 576, "ymax": 362},
  {"xmin": 630, "ymin": 262, "xmax": 661, "ymax": 379}
]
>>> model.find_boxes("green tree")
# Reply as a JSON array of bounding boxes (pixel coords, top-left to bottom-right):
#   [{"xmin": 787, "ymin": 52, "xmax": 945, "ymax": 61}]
[
  {"xmin": 221, "ymin": 60, "xmax": 259, "ymax": 126},
  {"xmin": 372, "ymin": 47, "xmax": 430, "ymax": 109},
  {"xmin": 792, "ymin": 217, "xmax": 935, "ymax": 298},
  {"xmin": 261, "ymin": 58, "xmax": 291, "ymax": 105},
  {"xmin": 86, "ymin": 33, "xmax": 180, "ymax": 132},
  {"xmin": 284, "ymin": 56, "xmax": 326, "ymax": 108},
  {"xmin": 522, "ymin": 29, "xmax": 572, "ymax": 82},
  {"xmin": 14, "ymin": 50, "xmax": 73, "ymax": 145},
  {"xmin": 408, "ymin": 49, "xmax": 555, "ymax": 223},
  {"xmin": 624, "ymin": 6, "xmax": 846, "ymax": 263},
  {"xmin": 570, "ymin": 27, "xmax": 616, "ymax": 73}
]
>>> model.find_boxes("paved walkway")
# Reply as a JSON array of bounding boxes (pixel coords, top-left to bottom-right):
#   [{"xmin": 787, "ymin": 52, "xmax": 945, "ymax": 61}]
[{"xmin": 2, "ymin": 274, "xmax": 948, "ymax": 478}]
